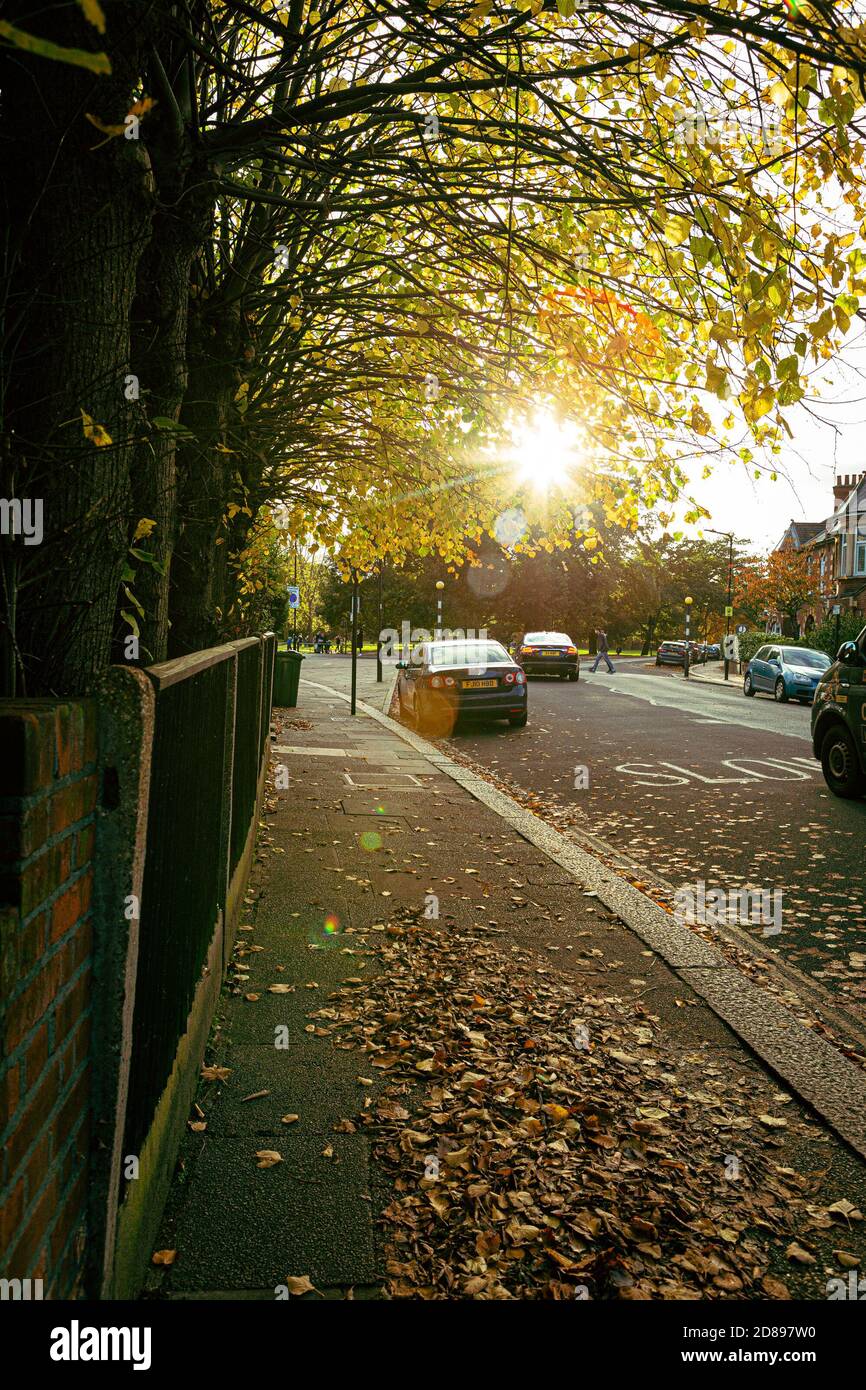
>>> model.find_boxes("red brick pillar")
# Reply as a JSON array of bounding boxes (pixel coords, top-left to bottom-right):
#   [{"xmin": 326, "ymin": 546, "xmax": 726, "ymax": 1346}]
[{"xmin": 1, "ymin": 702, "xmax": 97, "ymax": 1297}]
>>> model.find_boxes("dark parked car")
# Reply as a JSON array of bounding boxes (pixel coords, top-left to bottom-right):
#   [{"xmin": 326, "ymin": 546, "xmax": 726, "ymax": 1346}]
[
  {"xmin": 744, "ymin": 644, "xmax": 831, "ymax": 703},
  {"xmin": 396, "ymin": 638, "xmax": 528, "ymax": 733},
  {"xmin": 656, "ymin": 640, "xmax": 687, "ymax": 667},
  {"xmin": 514, "ymin": 631, "xmax": 580, "ymax": 680},
  {"xmin": 811, "ymin": 626, "xmax": 866, "ymax": 797}
]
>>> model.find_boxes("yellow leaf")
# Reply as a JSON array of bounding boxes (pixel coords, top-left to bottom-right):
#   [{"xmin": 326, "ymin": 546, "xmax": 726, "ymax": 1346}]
[
  {"xmin": 132, "ymin": 518, "xmax": 156, "ymax": 541},
  {"xmin": 80, "ymin": 409, "xmax": 112, "ymax": 447},
  {"xmin": 664, "ymin": 214, "xmax": 692, "ymax": 247},
  {"xmin": 79, "ymin": 0, "xmax": 107, "ymax": 33},
  {"xmin": 0, "ymin": 20, "xmax": 111, "ymax": 74}
]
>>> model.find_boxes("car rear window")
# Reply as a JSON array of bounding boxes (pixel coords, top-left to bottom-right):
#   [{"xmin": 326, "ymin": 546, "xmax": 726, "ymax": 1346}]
[
  {"xmin": 429, "ymin": 642, "xmax": 511, "ymax": 666},
  {"xmin": 523, "ymin": 633, "xmax": 571, "ymax": 645}
]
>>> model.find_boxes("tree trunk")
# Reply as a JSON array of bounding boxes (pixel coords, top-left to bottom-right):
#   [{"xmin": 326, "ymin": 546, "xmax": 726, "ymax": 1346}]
[
  {"xmin": 168, "ymin": 308, "xmax": 239, "ymax": 654},
  {"xmin": 1, "ymin": 3, "xmax": 152, "ymax": 695},
  {"xmin": 126, "ymin": 147, "xmax": 214, "ymax": 665}
]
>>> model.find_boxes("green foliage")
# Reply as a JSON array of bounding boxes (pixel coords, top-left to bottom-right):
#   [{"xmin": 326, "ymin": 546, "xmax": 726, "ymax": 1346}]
[{"xmin": 738, "ymin": 614, "xmax": 863, "ymax": 663}]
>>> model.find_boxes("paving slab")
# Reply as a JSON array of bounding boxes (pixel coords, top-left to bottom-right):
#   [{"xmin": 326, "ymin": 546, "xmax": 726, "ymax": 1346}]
[{"xmin": 161, "ymin": 1137, "xmax": 377, "ymax": 1293}]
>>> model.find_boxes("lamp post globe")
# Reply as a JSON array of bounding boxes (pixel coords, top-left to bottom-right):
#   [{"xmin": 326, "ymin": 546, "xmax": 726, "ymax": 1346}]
[{"xmin": 684, "ymin": 596, "xmax": 693, "ymax": 678}]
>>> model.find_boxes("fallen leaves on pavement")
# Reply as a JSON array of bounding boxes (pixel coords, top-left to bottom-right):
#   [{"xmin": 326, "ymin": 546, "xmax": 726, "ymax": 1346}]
[{"xmin": 320, "ymin": 912, "xmax": 866, "ymax": 1299}]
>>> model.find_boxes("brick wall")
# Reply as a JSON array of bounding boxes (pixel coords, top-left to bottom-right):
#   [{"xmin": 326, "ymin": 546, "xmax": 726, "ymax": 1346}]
[{"xmin": 0, "ymin": 701, "xmax": 97, "ymax": 1297}]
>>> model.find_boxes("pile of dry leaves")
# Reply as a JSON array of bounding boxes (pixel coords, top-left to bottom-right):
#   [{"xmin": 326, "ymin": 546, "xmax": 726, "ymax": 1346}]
[{"xmin": 316, "ymin": 912, "xmax": 864, "ymax": 1300}]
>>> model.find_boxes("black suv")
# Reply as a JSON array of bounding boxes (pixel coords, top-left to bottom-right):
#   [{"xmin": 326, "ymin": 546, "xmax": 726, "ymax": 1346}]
[{"xmin": 811, "ymin": 625, "xmax": 866, "ymax": 798}]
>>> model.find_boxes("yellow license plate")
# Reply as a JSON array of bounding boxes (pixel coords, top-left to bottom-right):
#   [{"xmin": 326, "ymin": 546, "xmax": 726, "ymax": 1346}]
[
  {"xmin": 462, "ymin": 679, "xmax": 497, "ymax": 688},
  {"xmin": 540, "ymin": 649, "xmax": 559, "ymax": 656}
]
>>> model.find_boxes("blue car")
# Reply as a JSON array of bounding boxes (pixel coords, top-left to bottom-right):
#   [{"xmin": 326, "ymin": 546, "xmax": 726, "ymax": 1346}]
[{"xmin": 743, "ymin": 644, "xmax": 831, "ymax": 704}]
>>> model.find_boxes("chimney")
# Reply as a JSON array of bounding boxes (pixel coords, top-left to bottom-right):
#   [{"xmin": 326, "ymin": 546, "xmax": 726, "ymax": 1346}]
[{"xmin": 834, "ymin": 474, "xmax": 852, "ymax": 504}]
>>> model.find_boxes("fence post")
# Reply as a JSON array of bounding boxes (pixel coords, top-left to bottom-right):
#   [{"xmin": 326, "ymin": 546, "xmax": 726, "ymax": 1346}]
[
  {"xmin": 90, "ymin": 667, "xmax": 155, "ymax": 1300},
  {"xmin": 220, "ymin": 650, "xmax": 238, "ymax": 974}
]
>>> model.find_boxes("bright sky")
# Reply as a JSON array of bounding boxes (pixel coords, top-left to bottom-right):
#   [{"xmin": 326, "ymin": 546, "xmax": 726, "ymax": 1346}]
[{"xmin": 682, "ymin": 338, "xmax": 866, "ymax": 551}]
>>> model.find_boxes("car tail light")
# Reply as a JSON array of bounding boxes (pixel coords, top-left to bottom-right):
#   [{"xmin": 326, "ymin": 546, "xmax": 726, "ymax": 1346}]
[
  {"xmin": 515, "ymin": 671, "xmax": 526, "ymax": 684},
  {"xmin": 521, "ymin": 646, "xmax": 537, "ymax": 653},
  {"xmin": 504, "ymin": 672, "xmax": 515, "ymax": 684},
  {"xmin": 430, "ymin": 675, "xmax": 442, "ymax": 688},
  {"xmin": 444, "ymin": 675, "xmax": 455, "ymax": 686},
  {"xmin": 566, "ymin": 646, "xmax": 578, "ymax": 655}
]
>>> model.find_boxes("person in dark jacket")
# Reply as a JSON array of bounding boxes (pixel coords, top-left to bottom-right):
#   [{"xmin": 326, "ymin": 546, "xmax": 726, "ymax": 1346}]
[{"xmin": 590, "ymin": 627, "xmax": 615, "ymax": 673}]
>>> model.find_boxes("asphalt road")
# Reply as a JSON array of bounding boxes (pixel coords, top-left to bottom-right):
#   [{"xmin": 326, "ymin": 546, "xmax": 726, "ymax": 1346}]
[{"xmin": 438, "ymin": 658, "xmax": 866, "ymax": 1020}]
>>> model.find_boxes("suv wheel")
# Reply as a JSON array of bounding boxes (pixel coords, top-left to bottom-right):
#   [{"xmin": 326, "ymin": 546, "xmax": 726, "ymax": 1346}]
[
  {"xmin": 568, "ymin": 669, "xmax": 578, "ymax": 682},
  {"xmin": 508, "ymin": 711, "xmax": 528, "ymax": 728},
  {"xmin": 774, "ymin": 678, "xmax": 788, "ymax": 703},
  {"xmin": 821, "ymin": 725, "xmax": 866, "ymax": 799}
]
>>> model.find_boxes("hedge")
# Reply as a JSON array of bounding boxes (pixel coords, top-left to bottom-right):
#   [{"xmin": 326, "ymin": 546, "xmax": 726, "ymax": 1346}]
[{"xmin": 737, "ymin": 613, "xmax": 864, "ymax": 664}]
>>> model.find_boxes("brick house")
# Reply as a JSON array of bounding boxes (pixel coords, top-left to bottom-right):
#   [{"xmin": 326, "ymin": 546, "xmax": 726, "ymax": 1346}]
[{"xmin": 771, "ymin": 473, "xmax": 866, "ymax": 636}]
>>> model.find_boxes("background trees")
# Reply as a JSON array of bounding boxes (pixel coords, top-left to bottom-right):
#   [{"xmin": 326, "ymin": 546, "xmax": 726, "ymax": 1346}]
[
  {"xmin": 3, "ymin": 1, "xmax": 866, "ymax": 694},
  {"xmin": 734, "ymin": 547, "xmax": 816, "ymax": 632}
]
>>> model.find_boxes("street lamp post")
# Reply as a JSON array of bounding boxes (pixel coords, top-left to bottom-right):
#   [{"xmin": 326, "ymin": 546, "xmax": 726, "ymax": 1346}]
[
  {"xmin": 350, "ymin": 567, "xmax": 359, "ymax": 715},
  {"xmin": 292, "ymin": 538, "xmax": 298, "ymax": 650},
  {"xmin": 435, "ymin": 580, "xmax": 444, "ymax": 640},
  {"xmin": 376, "ymin": 560, "xmax": 384, "ymax": 683},
  {"xmin": 684, "ymin": 595, "xmax": 693, "ymax": 678},
  {"xmin": 703, "ymin": 527, "xmax": 737, "ymax": 680}
]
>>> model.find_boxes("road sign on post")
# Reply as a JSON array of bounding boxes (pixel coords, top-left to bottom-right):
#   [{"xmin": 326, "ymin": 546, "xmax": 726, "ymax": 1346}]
[
  {"xmin": 724, "ymin": 605, "xmax": 733, "ymax": 618},
  {"xmin": 350, "ymin": 569, "xmax": 359, "ymax": 715},
  {"xmin": 723, "ymin": 633, "xmax": 740, "ymax": 663},
  {"xmin": 287, "ymin": 585, "xmax": 300, "ymax": 648}
]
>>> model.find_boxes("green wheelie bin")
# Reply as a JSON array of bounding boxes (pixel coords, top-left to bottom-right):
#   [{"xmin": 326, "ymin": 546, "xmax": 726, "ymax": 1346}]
[{"xmin": 274, "ymin": 648, "xmax": 304, "ymax": 707}]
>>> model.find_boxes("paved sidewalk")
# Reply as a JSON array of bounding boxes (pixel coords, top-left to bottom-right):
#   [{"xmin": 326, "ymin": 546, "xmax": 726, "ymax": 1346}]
[
  {"xmin": 146, "ymin": 667, "xmax": 866, "ymax": 1300},
  {"xmin": 688, "ymin": 661, "xmax": 746, "ymax": 687}
]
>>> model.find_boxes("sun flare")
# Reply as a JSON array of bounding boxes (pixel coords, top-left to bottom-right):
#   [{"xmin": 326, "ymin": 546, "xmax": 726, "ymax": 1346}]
[{"xmin": 511, "ymin": 412, "xmax": 580, "ymax": 492}]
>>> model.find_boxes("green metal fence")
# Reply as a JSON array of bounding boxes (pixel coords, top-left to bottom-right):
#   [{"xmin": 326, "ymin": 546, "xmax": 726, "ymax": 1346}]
[
  {"xmin": 230, "ymin": 639, "xmax": 263, "ymax": 878},
  {"xmin": 122, "ymin": 634, "xmax": 275, "ymax": 1163}
]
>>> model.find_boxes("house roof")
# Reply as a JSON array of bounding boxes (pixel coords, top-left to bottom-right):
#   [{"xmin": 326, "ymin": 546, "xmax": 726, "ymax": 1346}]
[
  {"xmin": 792, "ymin": 521, "xmax": 826, "ymax": 544},
  {"xmin": 774, "ymin": 519, "xmax": 825, "ymax": 551}
]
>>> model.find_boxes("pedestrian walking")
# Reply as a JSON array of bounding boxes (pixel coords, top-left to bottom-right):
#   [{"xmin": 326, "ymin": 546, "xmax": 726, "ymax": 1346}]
[{"xmin": 590, "ymin": 627, "xmax": 615, "ymax": 673}]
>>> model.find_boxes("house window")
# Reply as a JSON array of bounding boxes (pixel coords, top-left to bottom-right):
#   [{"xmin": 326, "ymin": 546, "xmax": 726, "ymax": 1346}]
[
  {"xmin": 839, "ymin": 534, "xmax": 849, "ymax": 576},
  {"xmin": 857, "ymin": 539, "xmax": 866, "ymax": 576}
]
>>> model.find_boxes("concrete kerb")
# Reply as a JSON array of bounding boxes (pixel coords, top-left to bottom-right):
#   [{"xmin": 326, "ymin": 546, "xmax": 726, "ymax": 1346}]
[
  {"xmin": 300, "ymin": 676, "xmax": 866, "ymax": 1160},
  {"xmin": 381, "ymin": 667, "xmax": 398, "ymax": 716}
]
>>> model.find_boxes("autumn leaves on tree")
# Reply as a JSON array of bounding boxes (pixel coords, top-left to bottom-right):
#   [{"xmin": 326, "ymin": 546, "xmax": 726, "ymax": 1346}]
[{"xmin": 2, "ymin": 0, "xmax": 866, "ymax": 693}]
